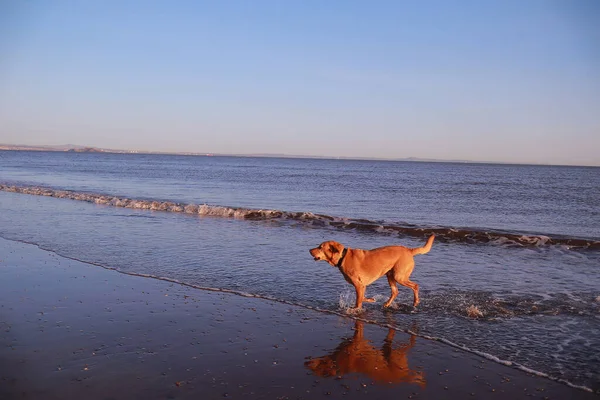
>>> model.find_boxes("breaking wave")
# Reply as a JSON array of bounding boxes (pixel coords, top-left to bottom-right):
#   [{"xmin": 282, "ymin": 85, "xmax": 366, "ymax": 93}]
[{"xmin": 2, "ymin": 184, "xmax": 599, "ymax": 250}]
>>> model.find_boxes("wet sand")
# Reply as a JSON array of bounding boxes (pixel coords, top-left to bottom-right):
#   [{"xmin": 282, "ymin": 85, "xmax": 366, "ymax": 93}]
[{"xmin": 0, "ymin": 237, "xmax": 596, "ymax": 399}]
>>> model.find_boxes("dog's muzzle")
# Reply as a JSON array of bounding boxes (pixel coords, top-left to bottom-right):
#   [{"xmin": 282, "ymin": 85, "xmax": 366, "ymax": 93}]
[{"xmin": 309, "ymin": 249, "xmax": 322, "ymax": 261}]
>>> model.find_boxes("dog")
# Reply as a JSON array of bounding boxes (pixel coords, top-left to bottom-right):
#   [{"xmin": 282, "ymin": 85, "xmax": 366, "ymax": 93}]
[
  {"xmin": 305, "ymin": 320, "xmax": 426, "ymax": 387},
  {"xmin": 309, "ymin": 235, "xmax": 434, "ymax": 310}
]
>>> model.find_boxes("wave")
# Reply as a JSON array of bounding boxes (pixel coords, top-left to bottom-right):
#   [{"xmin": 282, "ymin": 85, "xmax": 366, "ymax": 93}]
[{"xmin": 2, "ymin": 184, "xmax": 599, "ymax": 250}]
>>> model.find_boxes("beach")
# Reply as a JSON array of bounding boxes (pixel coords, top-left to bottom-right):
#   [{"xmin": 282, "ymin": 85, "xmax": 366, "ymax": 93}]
[
  {"xmin": 1, "ymin": 237, "xmax": 595, "ymax": 399},
  {"xmin": 2, "ymin": 0, "xmax": 599, "ymax": 397}
]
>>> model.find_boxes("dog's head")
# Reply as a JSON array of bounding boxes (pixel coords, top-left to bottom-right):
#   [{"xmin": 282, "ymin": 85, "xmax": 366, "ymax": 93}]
[
  {"xmin": 309, "ymin": 241, "xmax": 344, "ymax": 267},
  {"xmin": 304, "ymin": 356, "xmax": 338, "ymax": 377}
]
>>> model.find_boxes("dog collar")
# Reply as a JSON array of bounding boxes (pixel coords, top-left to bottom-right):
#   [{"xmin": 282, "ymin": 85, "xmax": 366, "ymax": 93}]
[{"xmin": 336, "ymin": 247, "xmax": 348, "ymax": 268}]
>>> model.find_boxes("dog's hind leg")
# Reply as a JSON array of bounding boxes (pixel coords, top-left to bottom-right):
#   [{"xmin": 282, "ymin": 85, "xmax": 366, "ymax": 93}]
[
  {"xmin": 398, "ymin": 280, "xmax": 420, "ymax": 307},
  {"xmin": 383, "ymin": 272, "xmax": 399, "ymax": 308}
]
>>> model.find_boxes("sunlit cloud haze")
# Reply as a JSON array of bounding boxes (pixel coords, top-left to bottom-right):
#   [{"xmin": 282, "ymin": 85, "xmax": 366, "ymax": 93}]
[{"xmin": 1, "ymin": 1, "xmax": 599, "ymax": 165}]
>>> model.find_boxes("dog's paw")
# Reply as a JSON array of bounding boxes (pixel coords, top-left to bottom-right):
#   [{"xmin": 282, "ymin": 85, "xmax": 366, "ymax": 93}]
[
  {"xmin": 345, "ymin": 307, "xmax": 363, "ymax": 315},
  {"xmin": 363, "ymin": 297, "xmax": 376, "ymax": 303}
]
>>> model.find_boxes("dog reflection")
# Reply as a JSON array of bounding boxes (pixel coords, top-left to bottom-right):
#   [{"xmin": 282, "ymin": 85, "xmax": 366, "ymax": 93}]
[{"xmin": 305, "ymin": 321, "xmax": 425, "ymax": 387}]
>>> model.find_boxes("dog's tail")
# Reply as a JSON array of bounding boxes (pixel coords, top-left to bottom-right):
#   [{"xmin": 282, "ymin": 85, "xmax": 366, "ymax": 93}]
[{"xmin": 411, "ymin": 235, "xmax": 435, "ymax": 256}]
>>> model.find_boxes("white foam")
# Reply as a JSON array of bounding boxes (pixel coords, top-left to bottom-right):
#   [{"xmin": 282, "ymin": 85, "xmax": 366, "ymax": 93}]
[
  {"xmin": 519, "ymin": 235, "xmax": 551, "ymax": 246},
  {"xmin": 490, "ymin": 237, "xmax": 521, "ymax": 247},
  {"xmin": 2, "ymin": 183, "xmax": 596, "ymax": 251}
]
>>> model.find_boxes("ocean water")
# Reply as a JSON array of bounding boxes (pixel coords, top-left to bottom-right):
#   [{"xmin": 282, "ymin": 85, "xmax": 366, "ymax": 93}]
[{"xmin": 0, "ymin": 150, "xmax": 599, "ymax": 391}]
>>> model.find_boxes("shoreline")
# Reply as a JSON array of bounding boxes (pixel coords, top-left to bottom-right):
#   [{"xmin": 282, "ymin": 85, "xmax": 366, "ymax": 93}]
[{"xmin": 0, "ymin": 237, "xmax": 597, "ymax": 399}]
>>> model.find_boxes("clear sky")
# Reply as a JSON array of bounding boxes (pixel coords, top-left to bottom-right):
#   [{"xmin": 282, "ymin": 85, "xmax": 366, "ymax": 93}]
[{"xmin": 1, "ymin": 1, "xmax": 599, "ymax": 165}]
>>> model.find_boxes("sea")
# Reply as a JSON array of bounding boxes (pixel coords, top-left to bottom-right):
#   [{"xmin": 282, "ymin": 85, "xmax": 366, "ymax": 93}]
[{"xmin": 0, "ymin": 150, "xmax": 598, "ymax": 391}]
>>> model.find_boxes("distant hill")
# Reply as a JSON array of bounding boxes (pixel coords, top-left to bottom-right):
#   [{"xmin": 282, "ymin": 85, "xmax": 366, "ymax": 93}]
[
  {"xmin": 0, "ymin": 144, "xmax": 132, "ymax": 153},
  {"xmin": 66, "ymin": 147, "xmax": 103, "ymax": 153},
  {"xmin": 0, "ymin": 144, "xmax": 102, "ymax": 152}
]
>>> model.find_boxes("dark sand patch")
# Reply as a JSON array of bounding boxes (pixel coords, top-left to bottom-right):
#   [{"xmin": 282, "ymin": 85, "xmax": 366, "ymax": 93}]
[{"xmin": 0, "ymin": 238, "xmax": 596, "ymax": 399}]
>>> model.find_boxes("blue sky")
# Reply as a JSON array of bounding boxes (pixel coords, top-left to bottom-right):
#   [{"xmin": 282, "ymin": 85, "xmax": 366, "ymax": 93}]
[{"xmin": 1, "ymin": 1, "xmax": 599, "ymax": 165}]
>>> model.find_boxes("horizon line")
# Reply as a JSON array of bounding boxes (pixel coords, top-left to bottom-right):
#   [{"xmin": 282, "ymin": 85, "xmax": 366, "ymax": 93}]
[{"xmin": 0, "ymin": 143, "xmax": 598, "ymax": 168}]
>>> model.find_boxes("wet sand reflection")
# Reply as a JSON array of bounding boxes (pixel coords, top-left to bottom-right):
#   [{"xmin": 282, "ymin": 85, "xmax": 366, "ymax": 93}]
[{"xmin": 305, "ymin": 320, "xmax": 426, "ymax": 387}]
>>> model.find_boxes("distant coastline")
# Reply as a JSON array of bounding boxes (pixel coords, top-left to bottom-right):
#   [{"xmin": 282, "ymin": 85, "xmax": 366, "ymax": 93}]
[
  {"xmin": 0, "ymin": 143, "xmax": 596, "ymax": 167},
  {"xmin": 0, "ymin": 143, "xmax": 468, "ymax": 162},
  {"xmin": 0, "ymin": 144, "xmax": 137, "ymax": 154}
]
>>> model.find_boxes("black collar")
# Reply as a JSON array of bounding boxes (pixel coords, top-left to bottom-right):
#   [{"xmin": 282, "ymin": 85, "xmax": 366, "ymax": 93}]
[{"xmin": 336, "ymin": 247, "xmax": 348, "ymax": 268}]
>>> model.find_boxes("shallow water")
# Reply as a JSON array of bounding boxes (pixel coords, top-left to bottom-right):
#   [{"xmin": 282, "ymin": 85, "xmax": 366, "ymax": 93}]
[{"xmin": 0, "ymin": 151, "xmax": 599, "ymax": 391}]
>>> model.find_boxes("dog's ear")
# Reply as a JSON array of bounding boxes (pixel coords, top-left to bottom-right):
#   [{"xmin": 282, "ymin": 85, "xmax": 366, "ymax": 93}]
[{"xmin": 329, "ymin": 244, "xmax": 339, "ymax": 254}]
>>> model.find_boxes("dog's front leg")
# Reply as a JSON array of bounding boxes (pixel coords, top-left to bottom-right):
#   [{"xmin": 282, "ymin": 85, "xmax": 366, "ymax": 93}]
[{"xmin": 353, "ymin": 284, "xmax": 366, "ymax": 310}]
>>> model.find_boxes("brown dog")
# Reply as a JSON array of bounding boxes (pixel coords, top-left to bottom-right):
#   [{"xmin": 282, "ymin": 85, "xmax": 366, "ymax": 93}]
[
  {"xmin": 305, "ymin": 320, "xmax": 426, "ymax": 387},
  {"xmin": 309, "ymin": 235, "xmax": 434, "ymax": 310}
]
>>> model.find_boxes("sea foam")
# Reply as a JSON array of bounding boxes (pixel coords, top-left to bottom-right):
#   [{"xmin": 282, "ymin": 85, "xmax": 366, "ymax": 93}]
[{"xmin": 1, "ymin": 184, "xmax": 598, "ymax": 250}]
